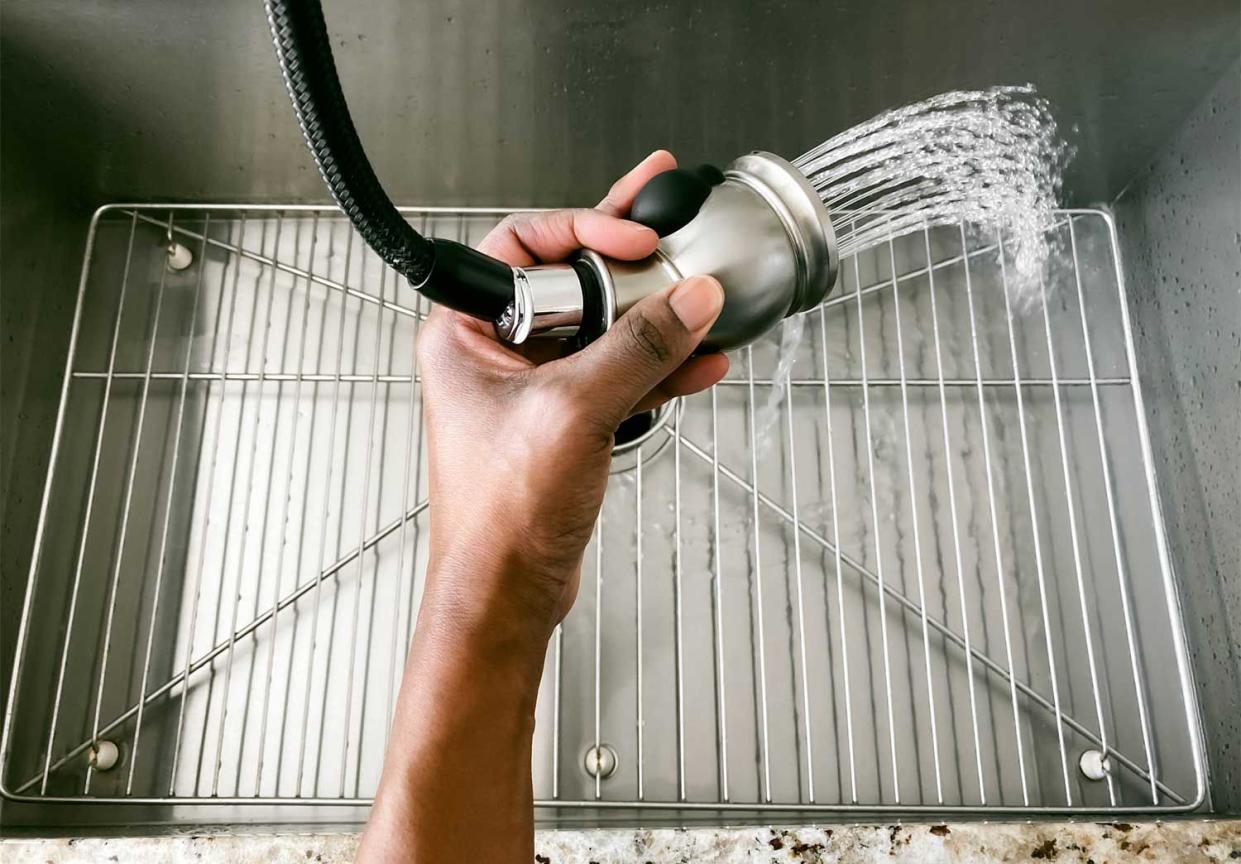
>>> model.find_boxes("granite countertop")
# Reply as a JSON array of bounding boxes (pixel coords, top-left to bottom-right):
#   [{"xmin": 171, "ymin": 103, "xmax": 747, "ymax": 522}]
[{"xmin": 4, "ymin": 820, "xmax": 1239, "ymax": 863}]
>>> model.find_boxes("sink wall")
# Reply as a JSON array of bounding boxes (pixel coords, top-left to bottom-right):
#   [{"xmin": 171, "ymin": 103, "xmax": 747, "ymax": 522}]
[{"xmin": 1114, "ymin": 60, "xmax": 1241, "ymax": 813}]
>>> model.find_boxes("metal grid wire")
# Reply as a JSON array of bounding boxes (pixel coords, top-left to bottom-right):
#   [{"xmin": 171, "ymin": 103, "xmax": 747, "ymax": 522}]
[{"xmin": 1, "ymin": 205, "xmax": 1204, "ymax": 816}]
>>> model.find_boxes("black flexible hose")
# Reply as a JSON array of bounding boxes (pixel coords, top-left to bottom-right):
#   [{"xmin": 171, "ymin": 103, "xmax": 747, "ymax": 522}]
[{"xmin": 265, "ymin": 0, "xmax": 515, "ymax": 319}]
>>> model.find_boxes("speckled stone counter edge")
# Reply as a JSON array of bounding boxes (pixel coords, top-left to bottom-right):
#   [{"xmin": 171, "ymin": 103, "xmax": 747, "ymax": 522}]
[{"xmin": 4, "ymin": 820, "xmax": 1239, "ymax": 863}]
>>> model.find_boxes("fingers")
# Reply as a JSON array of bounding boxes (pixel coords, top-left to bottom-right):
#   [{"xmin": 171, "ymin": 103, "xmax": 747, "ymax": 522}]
[
  {"xmin": 552, "ymin": 275, "xmax": 724, "ymax": 427},
  {"xmin": 629, "ymin": 352, "xmax": 730, "ymax": 415},
  {"xmin": 478, "ymin": 208, "xmax": 659, "ymax": 266},
  {"xmin": 596, "ymin": 149, "xmax": 678, "ymax": 217},
  {"xmin": 476, "ymin": 148, "xmax": 675, "ymax": 265}
]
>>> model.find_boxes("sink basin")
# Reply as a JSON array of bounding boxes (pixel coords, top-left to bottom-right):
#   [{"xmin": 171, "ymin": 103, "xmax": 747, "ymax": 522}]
[
  {"xmin": 3, "ymin": 0, "xmax": 1237, "ymax": 830},
  {"xmin": 0, "ymin": 206, "xmax": 1205, "ymax": 825}
]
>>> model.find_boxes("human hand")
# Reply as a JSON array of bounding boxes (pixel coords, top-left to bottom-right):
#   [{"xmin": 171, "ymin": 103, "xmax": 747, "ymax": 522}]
[{"xmin": 415, "ymin": 150, "xmax": 730, "ymax": 654}]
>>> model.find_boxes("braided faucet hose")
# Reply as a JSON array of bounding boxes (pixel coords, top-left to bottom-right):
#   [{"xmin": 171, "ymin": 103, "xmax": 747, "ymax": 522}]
[{"xmin": 265, "ymin": 0, "xmax": 515, "ymax": 320}]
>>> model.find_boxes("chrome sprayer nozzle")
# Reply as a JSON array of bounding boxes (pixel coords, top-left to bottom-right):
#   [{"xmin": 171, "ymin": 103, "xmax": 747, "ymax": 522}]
[{"xmin": 496, "ymin": 151, "xmax": 839, "ymax": 353}]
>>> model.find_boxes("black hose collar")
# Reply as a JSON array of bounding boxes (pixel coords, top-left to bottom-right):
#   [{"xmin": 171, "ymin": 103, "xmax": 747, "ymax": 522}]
[{"xmin": 422, "ymin": 239, "xmax": 515, "ymax": 319}]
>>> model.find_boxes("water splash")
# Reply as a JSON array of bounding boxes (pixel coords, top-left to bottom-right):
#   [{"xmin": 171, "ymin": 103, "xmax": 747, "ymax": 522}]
[
  {"xmin": 795, "ymin": 84, "xmax": 1071, "ymax": 306},
  {"xmin": 756, "ymin": 86, "xmax": 1070, "ymax": 450}
]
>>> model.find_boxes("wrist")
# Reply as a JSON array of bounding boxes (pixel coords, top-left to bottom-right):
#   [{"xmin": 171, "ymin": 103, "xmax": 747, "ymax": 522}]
[
  {"xmin": 416, "ymin": 548, "xmax": 561, "ymax": 687},
  {"xmin": 431, "ymin": 524, "xmax": 576, "ymax": 623},
  {"xmin": 405, "ymin": 602, "xmax": 547, "ymax": 722}
]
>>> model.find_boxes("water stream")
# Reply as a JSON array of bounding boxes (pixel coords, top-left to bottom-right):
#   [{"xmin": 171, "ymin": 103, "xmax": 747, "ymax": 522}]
[
  {"xmin": 795, "ymin": 84, "xmax": 1070, "ymax": 294},
  {"xmin": 756, "ymin": 85, "xmax": 1071, "ymax": 446}
]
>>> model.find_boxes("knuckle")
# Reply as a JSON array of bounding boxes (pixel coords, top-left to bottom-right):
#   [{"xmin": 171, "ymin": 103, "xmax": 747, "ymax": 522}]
[
  {"xmin": 534, "ymin": 209, "xmax": 576, "ymax": 244},
  {"xmin": 624, "ymin": 311, "xmax": 671, "ymax": 365},
  {"xmin": 488, "ymin": 213, "xmax": 534, "ymax": 249},
  {"xmin": 506, "ymin": 210, "xmax": 558, "ymax": 241},
  {"xmin": 523, "ymin": 216, "xmax": 554, "ymax": 249},
  {"xmin": 496, "ymin": 212, "xmax": 527, "ymax": 234}
]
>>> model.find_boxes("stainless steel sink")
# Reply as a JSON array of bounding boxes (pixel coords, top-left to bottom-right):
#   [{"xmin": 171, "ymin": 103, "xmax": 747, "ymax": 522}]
[
  {"xmin": 0, "ymin": 204, "xmax": 1209, "ymax": 825},
  {"xmin": 2, "ymin": 0, "xmax": 1237, "ymax": 832}
]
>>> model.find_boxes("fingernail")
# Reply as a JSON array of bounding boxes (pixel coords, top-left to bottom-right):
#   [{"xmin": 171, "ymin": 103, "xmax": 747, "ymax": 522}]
[
  {"xmin": 621, "ymin": 219, "xmax": 657, "ymax": 238},
  {"xmin": 669, "ymin": 276, "xmax": 724, "ymax": 331}
]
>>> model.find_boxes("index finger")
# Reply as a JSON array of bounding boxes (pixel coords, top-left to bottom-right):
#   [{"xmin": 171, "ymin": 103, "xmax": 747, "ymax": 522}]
[
  {"xmin": 596, "ymin": 149, "xmax": 677, "ymax": 217},
  {"xmin": 478, "ymin": 208, "xmax": 659, "ymax": 266}
]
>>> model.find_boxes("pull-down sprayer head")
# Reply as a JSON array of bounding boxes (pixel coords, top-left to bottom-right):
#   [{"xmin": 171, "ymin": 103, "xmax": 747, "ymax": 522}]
[{"xmin": 498, "ymin": 151, "xmax": 840, "ymax": 352}]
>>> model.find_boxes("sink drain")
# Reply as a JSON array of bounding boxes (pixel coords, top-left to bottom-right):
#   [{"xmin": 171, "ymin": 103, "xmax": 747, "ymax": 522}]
[{"xmin": 610, "ymin": 399, "xmax": 678, "ymax": 474}]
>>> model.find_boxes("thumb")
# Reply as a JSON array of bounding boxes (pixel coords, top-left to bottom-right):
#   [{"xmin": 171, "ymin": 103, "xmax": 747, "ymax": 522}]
[{"xmin": 557, "ymin": 275, "xmax": 724, "ymax": 426}]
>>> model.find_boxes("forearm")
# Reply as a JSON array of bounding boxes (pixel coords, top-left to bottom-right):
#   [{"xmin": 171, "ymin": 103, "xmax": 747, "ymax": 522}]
[{"xmin": 357, "ymin": 560, "xmax": 550, "ymax": 863}]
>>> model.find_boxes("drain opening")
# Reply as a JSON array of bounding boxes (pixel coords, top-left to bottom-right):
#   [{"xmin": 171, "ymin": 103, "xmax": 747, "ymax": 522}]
[
  {"xmin": 614, "ymin": 411, "xmax": 655, "ymax": 447},
  {"xmin": 610, "ymin": 399, "xmax": 679, "ymax": 473}
]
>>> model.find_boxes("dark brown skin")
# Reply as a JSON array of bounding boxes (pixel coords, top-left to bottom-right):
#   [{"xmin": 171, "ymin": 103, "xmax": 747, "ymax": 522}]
[{"xmin": 356, "ymin": 151, "xmax": 729, "ymax": 863}]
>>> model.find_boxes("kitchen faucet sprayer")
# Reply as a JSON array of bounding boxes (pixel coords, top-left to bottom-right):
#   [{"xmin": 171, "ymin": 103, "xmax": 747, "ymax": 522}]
[
  {"xmin": 265, "ymin": 0, "xmax": 840, "ymax": 352},
  {"xmin": 266, "ymin": 1, "xmax": 1065, "ymax": 350}
]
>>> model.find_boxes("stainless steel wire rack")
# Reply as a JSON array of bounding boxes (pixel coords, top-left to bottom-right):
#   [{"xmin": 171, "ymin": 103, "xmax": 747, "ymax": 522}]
[{"xmin": 1, "ymin": 204, "xmax": 1205, "ymax": 819}]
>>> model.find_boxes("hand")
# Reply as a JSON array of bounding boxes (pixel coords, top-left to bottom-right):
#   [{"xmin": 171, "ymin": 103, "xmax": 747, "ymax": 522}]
[
  {"xmin": 359, "ymin": 151, "xmax": 729, "ymax": 864},
  {"xmin": 416, "ymin": 150, "xmax": 729, "ymax": 648}
]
